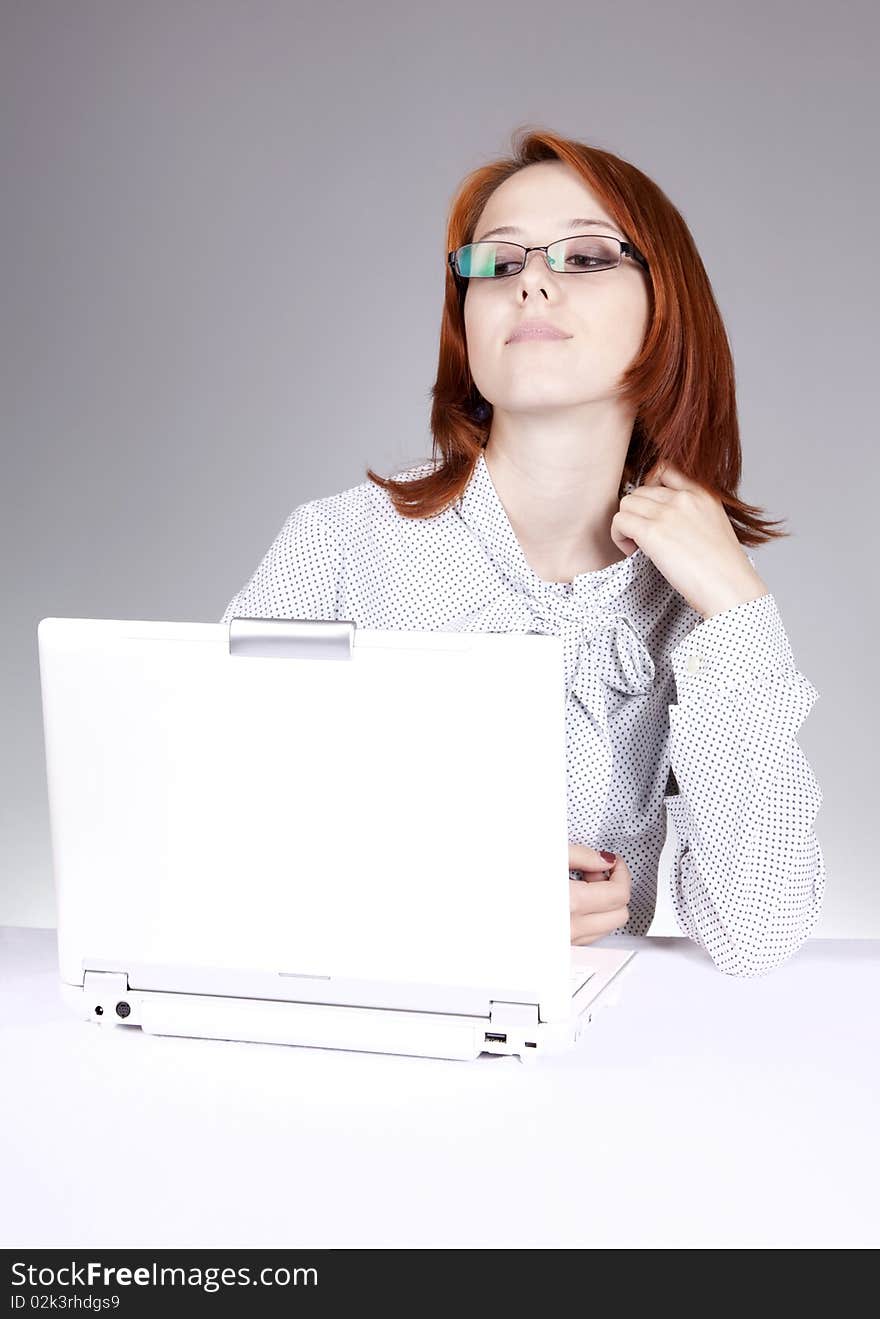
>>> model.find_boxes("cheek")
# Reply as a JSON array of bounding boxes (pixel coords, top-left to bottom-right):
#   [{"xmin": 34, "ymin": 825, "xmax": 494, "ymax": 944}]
[
  {"xmin": 583, "ymin": 287, "xmax": 650, "ymax": 358},
  {"xmin": 463, "ymin": 299, "xmax": 501, "ymax": 362},
  {"xmin": 618, "ymin": 283, "xmax": 652, "ymax": 347}
]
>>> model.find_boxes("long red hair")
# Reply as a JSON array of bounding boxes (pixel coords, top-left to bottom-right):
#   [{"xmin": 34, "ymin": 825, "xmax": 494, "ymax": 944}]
[{"xmin": 366, "ymin": 125, "xmax": 787, "ymax": 546}]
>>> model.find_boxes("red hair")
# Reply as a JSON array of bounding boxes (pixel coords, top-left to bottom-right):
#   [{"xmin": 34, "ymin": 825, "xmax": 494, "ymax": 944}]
[{"xmin": 366, "ymin": 124, "xmax": 787, "ymax": 546}]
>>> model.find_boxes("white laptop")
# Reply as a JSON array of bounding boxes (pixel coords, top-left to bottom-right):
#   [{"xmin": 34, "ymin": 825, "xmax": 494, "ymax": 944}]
[{"xmin": 36, "ymin": 615, "xmax": 637, "ymax": 1065}]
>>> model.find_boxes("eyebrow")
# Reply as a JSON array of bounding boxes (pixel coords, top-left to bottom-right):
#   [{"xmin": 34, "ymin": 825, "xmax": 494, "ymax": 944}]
[{"xmin": 474, "ymin": 217, "xmax": 626, "ymax": 242}]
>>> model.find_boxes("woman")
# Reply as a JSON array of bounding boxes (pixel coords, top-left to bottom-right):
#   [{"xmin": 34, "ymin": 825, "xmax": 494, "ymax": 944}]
[{"xmin": 220, "ymin": 127, "xmax": 825, "ymax": 977}]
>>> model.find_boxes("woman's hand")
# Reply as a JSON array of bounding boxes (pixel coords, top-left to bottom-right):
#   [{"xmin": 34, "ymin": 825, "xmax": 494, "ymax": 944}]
[
  {"xmin": 610, "ymin": 460, "xmax": 768, "ymax": 620},
  {"xmin": 569, "ymin": 843, "xmax": 631, "ymax": 946}
]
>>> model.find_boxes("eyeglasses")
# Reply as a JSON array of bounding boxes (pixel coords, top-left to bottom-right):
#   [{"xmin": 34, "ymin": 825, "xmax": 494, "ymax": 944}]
[{"xmin": 448, "ymin": 233, "xmax": 649, "ymax": 280}]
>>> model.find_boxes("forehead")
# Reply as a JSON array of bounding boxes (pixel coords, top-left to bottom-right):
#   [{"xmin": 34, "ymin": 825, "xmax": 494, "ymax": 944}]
[{"xmin": 475, "ymin": 163, "xmax": 621, "ymax": 240}]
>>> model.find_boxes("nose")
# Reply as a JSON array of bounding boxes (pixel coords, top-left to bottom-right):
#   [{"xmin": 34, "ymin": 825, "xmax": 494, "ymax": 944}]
[{"xmin": 512, "ymin": 247, "xmax": 555, "ymax": 298}]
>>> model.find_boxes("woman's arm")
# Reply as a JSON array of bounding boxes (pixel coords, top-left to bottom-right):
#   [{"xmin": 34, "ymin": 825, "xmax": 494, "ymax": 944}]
[{"xmin": 663, "ymin": 589, "xmax": 826, "ymax": 976}]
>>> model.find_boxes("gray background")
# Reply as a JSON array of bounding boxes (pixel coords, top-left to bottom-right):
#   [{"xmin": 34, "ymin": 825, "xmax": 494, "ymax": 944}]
[{"xmin": 3, "ymin": 0, "xmax": 877, "ymax": 933}]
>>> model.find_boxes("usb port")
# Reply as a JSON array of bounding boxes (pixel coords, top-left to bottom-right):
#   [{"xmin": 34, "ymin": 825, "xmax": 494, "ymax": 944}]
[{"xmin": 484, "ymin": 1031, "xmax": 507, "ymax": 1043}]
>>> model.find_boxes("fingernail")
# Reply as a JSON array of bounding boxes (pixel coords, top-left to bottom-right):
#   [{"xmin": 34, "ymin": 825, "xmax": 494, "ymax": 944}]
[{"xmin": 600, "ymin": 850, "xmax": 616, "ymax": 864}]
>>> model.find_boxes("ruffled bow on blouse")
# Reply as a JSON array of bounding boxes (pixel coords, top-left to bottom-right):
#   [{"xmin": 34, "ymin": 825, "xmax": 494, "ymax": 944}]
[{"xmin": 448, "ymin": 450, "xmax": 656, "ymax": 759}]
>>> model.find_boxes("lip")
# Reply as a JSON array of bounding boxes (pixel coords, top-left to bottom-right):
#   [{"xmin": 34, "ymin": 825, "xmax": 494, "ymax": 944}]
[{"xmin": 505, "ymin": 320, "xmax": 572, "ymax": 344}]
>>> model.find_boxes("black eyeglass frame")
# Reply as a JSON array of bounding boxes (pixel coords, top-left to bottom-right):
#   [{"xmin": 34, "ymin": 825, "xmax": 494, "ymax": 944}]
[{"xmin": 447, "ymin": 233, "xmax": 650, "ymax": 280}]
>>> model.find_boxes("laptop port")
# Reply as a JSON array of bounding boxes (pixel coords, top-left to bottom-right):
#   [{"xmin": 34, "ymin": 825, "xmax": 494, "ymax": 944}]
[{"xmin": 484, "ymin": 1032, "xmax": 507, "ymax": 1043}]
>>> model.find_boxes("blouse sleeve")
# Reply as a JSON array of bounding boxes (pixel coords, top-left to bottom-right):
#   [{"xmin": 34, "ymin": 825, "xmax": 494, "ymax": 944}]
[
  {"xmin": 663, "ymin": 578, "xmax": 826, "ymax": 977},
  {"xmin": 219, "ymin": 499, "xmax": 341, "ymax": 625}
]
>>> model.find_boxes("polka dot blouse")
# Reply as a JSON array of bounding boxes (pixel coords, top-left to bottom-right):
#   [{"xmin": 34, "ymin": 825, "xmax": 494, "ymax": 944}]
[{"xmin": 220, "ymin": 450, "xmax": 826, "ymax": 977}]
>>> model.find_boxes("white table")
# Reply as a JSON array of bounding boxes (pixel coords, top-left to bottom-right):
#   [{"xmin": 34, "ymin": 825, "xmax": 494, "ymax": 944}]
[{"xmin": 2, "ymin": 926, "xmax": 878, "ymax": 1249}]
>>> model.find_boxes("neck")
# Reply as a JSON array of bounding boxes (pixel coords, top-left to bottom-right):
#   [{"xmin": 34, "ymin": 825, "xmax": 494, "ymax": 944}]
[{"xmin": 482, "ymin": 406, "xmax": 634, "ymax": 582}]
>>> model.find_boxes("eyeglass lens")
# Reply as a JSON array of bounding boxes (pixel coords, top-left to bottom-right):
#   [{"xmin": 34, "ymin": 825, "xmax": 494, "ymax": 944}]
[{"xmin": 456, "ymin": 235, "xmax": 621, "ymax": 277}]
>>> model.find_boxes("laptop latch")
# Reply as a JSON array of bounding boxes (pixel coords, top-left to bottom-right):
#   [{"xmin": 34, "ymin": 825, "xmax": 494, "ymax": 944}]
[
  {"xmin": 489, "ymin": 1000, "xmax": 540, "ymax": 1029},
  {"xmin": 228, "ymin": 618, "xmax": 356, "ymax": 660}
]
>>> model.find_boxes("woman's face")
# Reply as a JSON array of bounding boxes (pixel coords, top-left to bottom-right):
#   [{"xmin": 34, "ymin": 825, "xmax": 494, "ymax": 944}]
[{"xmin": 462, "ymin": 161, "xmax": 651, "ymax": 415}]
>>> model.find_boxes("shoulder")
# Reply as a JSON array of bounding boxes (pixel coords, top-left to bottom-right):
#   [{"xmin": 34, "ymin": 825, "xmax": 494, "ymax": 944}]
[
  {"xmin": 302, "ymin": 455, "xmax": 442, "ymax": 529},
  {"xmin": 256, "ymin": 455, "xmax": 443, "ymax": 556}
]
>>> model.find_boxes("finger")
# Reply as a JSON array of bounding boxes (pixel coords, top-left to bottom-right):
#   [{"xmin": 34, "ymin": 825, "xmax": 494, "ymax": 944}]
[
  {"xmin": 642, "ymin": 460, "xmax": 700, "ymax": 492},
  {"xmin": 609, "ymin": 506, "xmax": 651, "ymax": 550},
  {"xmin": 571, "ymin": 880, "xmax": 611, "ymax": 915},
  {"xmin": 569, "ymin": 874, "xmax": 630, "ymax": 916},
  {"xmin": 620, "ymin": 485, "xmax": 673, "ymax": 505},
  {"xmin": 571, "ymin": 865, "xmax": 631, "ymax": 905},
  {"xmin": 569, "ymin": 843, "xmax": 618, "ymax": 873},
  {"xmin": 571, "ymin": 906, "xmax": 630, "ymax": 945}
]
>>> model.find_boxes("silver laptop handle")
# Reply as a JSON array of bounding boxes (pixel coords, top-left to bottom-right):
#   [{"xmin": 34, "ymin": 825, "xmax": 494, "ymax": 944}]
[{"xmin": 228, "ymin": 618, "xmax": 355, "ymax": 660}]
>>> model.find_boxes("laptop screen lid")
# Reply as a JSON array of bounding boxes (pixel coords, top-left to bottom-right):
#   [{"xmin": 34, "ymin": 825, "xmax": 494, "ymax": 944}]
[{"xmin": 37, "ymin": 617, "xmax": 576, "ymax": 1023}]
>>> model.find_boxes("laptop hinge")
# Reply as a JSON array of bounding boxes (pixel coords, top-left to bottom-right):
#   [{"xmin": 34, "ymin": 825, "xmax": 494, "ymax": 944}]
[
  {"xmin": 489, "ymin": 1000, "xmax": 540, "ymax": 1029},
  {"xmin": 228, "ymin": 618, "xmax": 355, "ymax": 660}
]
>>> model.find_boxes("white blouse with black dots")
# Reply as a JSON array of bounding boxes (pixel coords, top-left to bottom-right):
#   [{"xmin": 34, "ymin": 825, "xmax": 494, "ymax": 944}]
[{"xmin": 219, "ymin": 450, "xmax": 826, "ymax": 977}]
